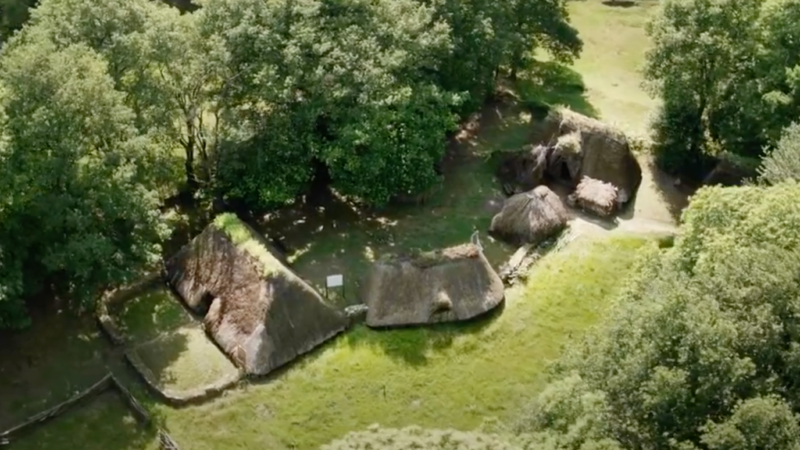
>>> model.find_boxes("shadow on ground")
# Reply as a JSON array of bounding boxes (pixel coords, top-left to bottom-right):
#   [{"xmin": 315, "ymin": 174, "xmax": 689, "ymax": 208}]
[
  {"xmin": 516, "ymin": 61, "xmax": 600, "ymax": 119},
  {"xmin": 0, "ymin": 301, "xmax": 112, "ymax": 430},
  {"xmin": 601, "ymin": 0, "xmax": 638, "ymax": 8},
  {"xmin": 342, "ymin": 302, "xmax": 505, "ymax": 366},
  {"xmin": 8, "ymin": 391, "xmax": 159, "ymax": 450}
]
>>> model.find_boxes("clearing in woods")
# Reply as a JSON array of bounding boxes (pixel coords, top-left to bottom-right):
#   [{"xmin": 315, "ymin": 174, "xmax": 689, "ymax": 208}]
[{"xmin": 0, "ymin": 2, "xmax": 686, "ymax": 449}]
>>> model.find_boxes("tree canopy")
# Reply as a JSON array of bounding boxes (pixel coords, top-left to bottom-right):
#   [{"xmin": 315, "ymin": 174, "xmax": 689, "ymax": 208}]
[
  {"xmin": 516, "ymin": 182, "xmax": 800, "ymax": 450},
  {"xmin": 645, "ymin": 0, "xmax": 800, "ymax": 177},
  {"xmin": 0, "ymin": 0, "xmax": 580, "ymax": 327}
]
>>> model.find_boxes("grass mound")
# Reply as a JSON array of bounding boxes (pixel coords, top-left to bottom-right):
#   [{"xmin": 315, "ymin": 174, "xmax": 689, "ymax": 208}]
[{"xmin": 154, "ymin": 235, "xmax": 653, "ymax": 450}]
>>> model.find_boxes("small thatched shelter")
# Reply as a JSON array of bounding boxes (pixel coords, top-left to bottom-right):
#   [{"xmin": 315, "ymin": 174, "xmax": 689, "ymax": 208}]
[
  {"xmin": 567, "ymin": 176, "xmax": 619, "ymax": 218},
  {"xmin": 166, "ymin": 213, "xmax": 348, "ymax": 376},
  {"xmin": 362, "ymin": 244, "xmax": 504, "ymax": 328},
  {"xmin": 489, "ymin": 186, "xmax": 569, "ymax": 246}
]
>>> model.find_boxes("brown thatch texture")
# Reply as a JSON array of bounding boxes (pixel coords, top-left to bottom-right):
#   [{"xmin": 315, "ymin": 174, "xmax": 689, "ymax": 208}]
[
  {"xmin": 489, "ymin": 186, "xmax": 569, "ymax": 246},
  {"xmin": 497, "ymin": 144, "xmax": 551, "ymax": 192},
  {"xmin": 362, "ymin": 244, "xmax": 504, "ymax": 327},
  {"xmin": 166, "ymin": 214, "xmax": 348, "ymax": 376},
  {"xmin": 532, "ymin": 107, "xmax": 642, "ymax": 203},
  {"xmin": 568, "ymin": 176, "xmax": 619, "ymax": 218}
]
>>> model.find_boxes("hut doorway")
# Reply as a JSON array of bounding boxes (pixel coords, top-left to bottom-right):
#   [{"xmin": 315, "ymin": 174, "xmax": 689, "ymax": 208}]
[{"xmin": 198, "ymin": 292, "xmax": 215, "ymax": 316}]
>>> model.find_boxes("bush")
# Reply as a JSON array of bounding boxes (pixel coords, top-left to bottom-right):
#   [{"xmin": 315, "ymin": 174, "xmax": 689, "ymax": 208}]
[{"xmin": 758, "ymin": 122, "xmax": 800, "ymax": 185}]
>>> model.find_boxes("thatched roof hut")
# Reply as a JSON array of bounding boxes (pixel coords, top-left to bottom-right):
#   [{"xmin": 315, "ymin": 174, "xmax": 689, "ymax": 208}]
[
  {"xmin": 166, "ymin": 213, "xmax": 348, "ymax": 376},
  {"xmin": 362, "ymin": 244, "xmax": 504, "ymax": 328},
  {"xmin": 567, "ymin": 176, "xmax": 619, "ymax": 218},
  {"xmin": 530, "ymin": 107, "xmax": 642, "ymax": 204},
  {"xmin": 489, "ymin": 186, "xmax": 569, "ymax": 246}
]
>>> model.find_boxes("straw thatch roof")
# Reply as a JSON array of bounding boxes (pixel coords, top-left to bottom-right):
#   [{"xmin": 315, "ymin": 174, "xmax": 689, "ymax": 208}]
[
  {"xmin": 567, "ymin": 176, "xmax": 619, "ymax": 218},
  {"xmin": 489, "ymin": 185, "xmax": 569, "ymax": 246},
  {"xmin": 530, "ymin": 107, "xmax": 642, "ymax": 203},
  {"xmin": 362, "ymin": 244, "xmax": 504, "ymax": 327},
  {"xmin": 166, "ymin": 213, "xmax": 348, "ymax": 376},
  {"xmin": 497, "ymin": 145, "xmax": 552, "ymax": 192}
]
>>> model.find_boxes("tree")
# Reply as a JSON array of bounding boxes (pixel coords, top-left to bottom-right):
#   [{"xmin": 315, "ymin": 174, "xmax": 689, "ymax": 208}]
[
  {"xmin": 13, "ymin": 0, "xmax": 222, "ymax": 193},
  {"xmin": 644, "ymin": 0, "xmax": 762, "ymax": 175},
  {"xmin": 645, "ymin": 0, "xmax": 800, "ymax": 177},
  {"xmin": 701, "ymin": 396, "xmax": 800, "ymax": 450},
  {"xmin": 0, "ymin": 41, "xmax": 168, "ymax": 328},
  {"xmin": 759, "ymin": 122, "xmax": 800, "ymax": 185},
  {"xmin": 518, "ymin": 182, "xmax": 800, "ymax": 449},
  {"xmin": 201, "ymin": 0, "xmax": 460, "ymax": 207}
]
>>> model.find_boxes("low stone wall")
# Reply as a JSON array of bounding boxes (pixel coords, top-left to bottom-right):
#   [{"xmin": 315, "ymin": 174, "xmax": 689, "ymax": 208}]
[
  {"xmin": 96, "ymin": 271, "xmax": 166, "ymax": 346},
  {"xmin": 125, "ymin": 348, "xmax": 242, "ymax": 407},
  {"xmin": 0, "ymin": 373, "xmax": 181, "ymax": 450}
]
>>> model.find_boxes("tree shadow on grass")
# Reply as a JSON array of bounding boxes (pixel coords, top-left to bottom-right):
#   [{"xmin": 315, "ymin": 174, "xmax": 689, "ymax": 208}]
[
  {"xmin": 515, "ymin": 61, "xmax": 600, "ymax": 119},
  {"xmin": 601, "ymin": 0, "xmax": 638, "ymax": 8},
  {"xmin": 0, "ymin": 303, "xmax": 112, "ymax": 430},
  {"xmin": 8, "ymin": 391, "xmax": 159, "ymax": 450},
  {"xmin": 342, "ymin": 302, "xmax": 505, "ymax": 366}
]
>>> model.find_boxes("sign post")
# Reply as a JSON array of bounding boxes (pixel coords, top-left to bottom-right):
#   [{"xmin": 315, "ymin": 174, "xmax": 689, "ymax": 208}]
[{"xmin": 325, "ymin": 274, "xmax": 345, "ymax": 300}]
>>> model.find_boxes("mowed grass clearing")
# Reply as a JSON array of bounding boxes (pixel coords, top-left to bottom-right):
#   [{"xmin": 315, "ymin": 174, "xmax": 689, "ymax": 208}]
[
  {"xmin": 153, "ymin": 235, "xmax": 653, "ymax": 450},
  {"xmin": 9, "ymin": 391, "xmax": 159, "ymax": 450},
  {"xmin": 115, "ymin": 286, "xmax": 240, "ymax": 393},
  {"xmin": 568, "ymin": 0, "xmax": 659, "ymax": 135}
]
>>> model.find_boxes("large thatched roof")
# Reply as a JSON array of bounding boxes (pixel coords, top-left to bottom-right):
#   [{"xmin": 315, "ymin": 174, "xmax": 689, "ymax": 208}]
[
  {"xmin": 362, "ymin": 244, "xmax": 504, "ymax": 328},
  {"xmin": 490, "ymin": 186, "xmax": 569, "ymax": 246},
  {"xmin": 166, "ymin": 213, "xmax": 348, "ymax": 376},
  {"xmin": 568, "ymin": 176, "xmax": 619, "ymax": 218},
  {"xmin": 532, "ymin": 107, "xmax": 642, "ymax": 202}
]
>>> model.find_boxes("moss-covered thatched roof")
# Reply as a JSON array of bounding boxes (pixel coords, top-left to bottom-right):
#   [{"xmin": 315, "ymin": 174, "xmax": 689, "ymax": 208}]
[{"xmin": 166, "ymin": 213, "xmax": 348, "ymax": 376}]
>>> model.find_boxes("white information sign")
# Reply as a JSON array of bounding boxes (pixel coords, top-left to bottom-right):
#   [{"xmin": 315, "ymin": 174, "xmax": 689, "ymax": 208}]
[{"xmin": 326, "ymin": 274, "xmax": 344, "ymax": 288}]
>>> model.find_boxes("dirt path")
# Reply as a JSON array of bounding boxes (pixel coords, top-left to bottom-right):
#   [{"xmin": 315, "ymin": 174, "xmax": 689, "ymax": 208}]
[{"xmin": 564, "ymin": 154, "xmax": 691, "ymax": 239}]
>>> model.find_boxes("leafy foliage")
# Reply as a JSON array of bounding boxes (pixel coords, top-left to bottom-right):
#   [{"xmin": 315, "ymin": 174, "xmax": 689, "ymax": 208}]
[
  {"xmin": 517, "ymin": 182, "xmax": 800, "ymax": 450},
  {"xmin": 644, "ymin": 0, "xmax": 800, "ymax": 177},
  {"xmin": 0, "ymin": 41, "xmax": 168, "ymax": 327},
  {"xmin": 759, "ymin": 122, "xmax": 800, "ymax": 185}
]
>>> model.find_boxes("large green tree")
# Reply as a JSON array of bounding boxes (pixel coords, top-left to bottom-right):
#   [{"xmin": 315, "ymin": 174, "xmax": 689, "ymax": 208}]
[
  {"xmin": 517, "ymin": 182, "xmax": 800, "ymax": 449},
  {"xmin": 645, "ymin": 0, "xmax": 800, "ymax": 176},
  {"xmin": 0, "ymin": 42, "xmax": 168, "ymax": 328},
  {"xmin": 201, "ymin": 0, "xmax": 460, "ymax": 207}
]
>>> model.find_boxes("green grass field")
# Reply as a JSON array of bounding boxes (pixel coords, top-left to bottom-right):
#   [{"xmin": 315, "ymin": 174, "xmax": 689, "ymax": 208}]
[
  {"xmin": 154, "ymin": 235, "xmax": 653, "ymax": 449},
  {"xmin": 9, "ymin": 391, "xmax": 159, "ymax": 450}
]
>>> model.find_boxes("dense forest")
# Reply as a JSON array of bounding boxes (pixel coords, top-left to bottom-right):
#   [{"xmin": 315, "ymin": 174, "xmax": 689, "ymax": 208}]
[{"xmin": 3, "ymin": 0, "xmax": 800, "ymax": 448}]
